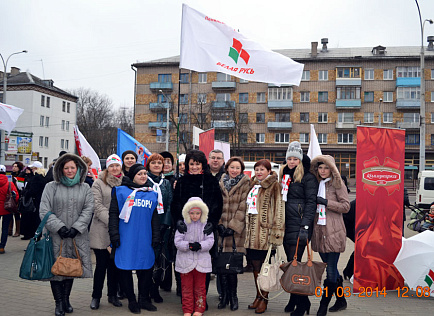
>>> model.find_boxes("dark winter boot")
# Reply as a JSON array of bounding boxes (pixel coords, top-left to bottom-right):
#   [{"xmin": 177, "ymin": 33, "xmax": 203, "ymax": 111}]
[
  {"xmin": 151, "ymin": 282, "xmax": 163, "ymax": 303},
  {"xmin": 127, "ymin": 298, "xmax": 141, "ymax": 314},
  {"xmin": 218, "ymin": 274, "xmax": 229, "ymax": 309},
  {"xmin": 139, "ymin": 294, "xmax": 157, "ymax": 312},
  {"xmin": 284, "ymin": 294, "xmax": 298, "ymax": 313},
  {"xmin": 248, "ymin": 271, "xmax": 261, "ymax": 310},
  {"xmin": 62, "ymin": 279, "xmax": 74, "ymax": 313},
  {"xmin": 328, "ymin": 276, "xmax": 347, "ymax": 312},
  {"xmin": 291, "ymin": 295, "xmax": 311, "ymax": 316},
  {"xmin": 343, "ymin": 252, "xmax": 354, "ymax": 280},
  {"xmin": 175, "ymin": 271, "xmax": 182, "ymax": 297},
  {"xmin": 227, "ymin": 274, "xmax": 239, "ymax": 311},
  {"xmin": 317, "ymin": 280, "xmax": 337, "ymax": 316},
  {"xmin": 108, "ymin": 295, "xmax": 123, "ymax": 307},
  {"xmin": 51, "ymin": 281, "xmax": 65, "ymax": 316}
]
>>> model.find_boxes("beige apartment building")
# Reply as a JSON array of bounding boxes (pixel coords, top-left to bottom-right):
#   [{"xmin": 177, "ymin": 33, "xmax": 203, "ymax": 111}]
[{"xmin": 132, "ymin": 39, "xmax": 434, "ymax": 180}]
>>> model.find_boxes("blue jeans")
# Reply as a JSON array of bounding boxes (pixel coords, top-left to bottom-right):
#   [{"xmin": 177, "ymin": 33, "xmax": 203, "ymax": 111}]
[
  {"xmin": 0, "ymin": 214, "xmax": 13, "ymax": 248},
  {"xmin": 319, "ymin": 252, "xmax": 340, "ymax": 283}
]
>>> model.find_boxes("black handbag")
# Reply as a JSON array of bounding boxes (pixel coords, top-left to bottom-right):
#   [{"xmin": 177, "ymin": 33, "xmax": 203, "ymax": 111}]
[
  {"xmin": 213, "ymin": 235, "xmax": 244, "ymax": 275},
  {"xmin": 19, "ymin": 194, "xmax": 36, "ymax": 213}
]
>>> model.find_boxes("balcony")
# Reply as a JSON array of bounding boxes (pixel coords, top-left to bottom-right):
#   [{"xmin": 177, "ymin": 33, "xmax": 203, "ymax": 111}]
[
  {"xmin": 211, "ymin": 101, "xmax": 236, "ymax": 109},
  {"xmin": 335, "ymin": 121, "xmax": 361, "ymax": 130},
  {"xmin": 396, "ymin": 100, "xmax": 420, "ymax": 109},
  {"xmin": 397, "ymin": 121, "xmax": 420, "ymax": 130},
  {"xmin": 148, "ymin": 121, "xmax": 171, "ymax": 129},
  {"xmin": 268, "ymin": 100, "xmax": 293, "ymax": 110},
  {"xmin": 211, "ymin": 81, "xmax": 237, "ymax": 90},
  {"xmin": 149, "ymin": 102, "xmax": 172, "ymax": 111},
  {"xmin": 335, "ymin": 99, "xmax": 361, "ymax": 109},
  {"xmin": 396, "ymin": 77, "xmax": 420, "ymax": 87},
  {"xmin": 335, "ymin": 78, "xmax": 362, "ymax": 86},
  {"xmin": 212, "ymin": 120, "xmax": 235, "ymax": 129},
  {"xmin": 150, "ymin": 82, "xmax": 173, "ymax": 91},
  {"xmin": 267, "ymin": 122, "xmax": 292, "ymax": 130}
]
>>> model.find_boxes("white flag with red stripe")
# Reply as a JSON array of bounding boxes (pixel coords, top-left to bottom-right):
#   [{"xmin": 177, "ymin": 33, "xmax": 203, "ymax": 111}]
[
  {"xmin": 73, "ymin": 125, "xmax": 101, "ymax": 176},
  {"xmin": 0, "ymin": 102, "xmax": 24, "ymax": 135}
]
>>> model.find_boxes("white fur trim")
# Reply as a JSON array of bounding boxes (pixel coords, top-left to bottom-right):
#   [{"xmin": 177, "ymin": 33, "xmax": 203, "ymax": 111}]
[{"xmin": 181, "ymin": 199, "xmax": 209, "ymax": 224}]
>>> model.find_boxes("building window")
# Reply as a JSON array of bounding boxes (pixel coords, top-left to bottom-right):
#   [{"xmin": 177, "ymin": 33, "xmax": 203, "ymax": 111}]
[
  {"xmin": 40, "ymin": 116, "xmax": 44, "ymax": 126},
  {"xmin": 318, "ymin": 91, "xmax": 328, "ymax": 103},
  {"xmin": 179, "ymin": 113, "xmax": 188, "ymax": 124},
  {"xmin": 67, "ymin": 103, "xmax": 70, "ymax": 113},
  {"xmin": 239, "ymin": 93, "xmax": 249, "ymax": 104},
  {"xmin": 44, "ymin": 137, "xmax": 49, "ymax": 147},
  {"xmin": 364, "ymin": 112, "xmax": 374, "ymax": 123},
  {"xmin": 239, "ymin": 133, "xmax": 247, "ymax": 144},
  {"xmin": 61, "ymin": 120, "xmax": 65, "ymax": 130},
  {"xmin": 239, "ymin": 113, "xmax": 248, "ymax": 123},
  {"xmin": 300, "ymin": 92, "xmax": 310, "ymax": 102},
  {"xmin": 405, "ymin": 134, "xmax": 420, "ymax": 145},
  {"xmin": 157, "ymin": 113, "xmax": 165, "ymax": 122},
  {"xmin": 431, "ymin": 135, "xmax": 434, "ymax": 146},
  {"xmin": 216, "ymin": 93, "xmax": 230, "ymax": 101},
  {"xmin": 197, "ymin": 93, "xmax": 207, "ymax": 104},
  {"xmin": 180, "ymin": 94, "xmax": 189, "ymax": 104},
  {"xmin": 384, "ymin": 69, "xmax": 393, "ymax": 80},
  {"xmin": 256, "ymin": 133, "xmax": 265, "ymax": 143},
  {"xmin": 257, "ymin": 92, "xmax": 265, "ymax": 103},
  {"xmin": 384, "ymin": 92, "xmax": 393, "ymax": 102},
  {"xmin": 336, "ymin": 67, "xmax": 360, "ymax": 78},
  {"xmin": 431, "ymin": 92, "xmax": 434, "ymax": 102},
  {"xmin": 397, "ymin": 67, "xmax": 420, "ymax": 78},
  {"xmin": 198, "ymin": 73, "xmax": 207, "ymax": 83},
  {"xmin": 318, "ymin": 133, "xmax": 327, "ymax": 144},
  {"xmin": 214, "ymin": 133, "xmax": 228, "ymax": 142},
  {"xmin": 213, "ymin": 110, "xmax": 233, "ymax": 121},
  {"xmin": 62, "ymin": 101, "xmax": 66, "ymax": 112},
  {"xmin": 46, "ymin": 97, "xmax": 50, "ymax": 108},
  {"xmin": 39, "ymin": 136, "xmax": 43, "ymax": 147},
  {"xmin": 364, "ymin": 69, "xmax": 374, "ymax": 80},
  {"xmin": 403, "ymin": 113, "xmax": 419, "ymax": 123},
  {"xmin": 180, "ymin": 73, "xmax": 189, "ymax": 83},
  {"xmin": 158, "ymin": 74, "xmax": 172, "ymax": 82},
  {"xmin": 300, "ymin": 133, "xmax": 309, "ymax": 144},
  {"xmin": 300, "ymin": 112, "xmax": 309, "ymax": 123},
  {"xmin": 319, "ymin": 70, "xmax": 328, "ymax": 81},
  {"xmin": 301, "ymin": 70, "xmax": 310, "ymax": 81},
  {"xmin": 364, "ymin": 91, "xmax": 374, "ymax": 102},
  {"xmin": 431, "ymin": 113, "xmax": 434, "ymax": 123},
  {"xmin": 217, "ymin": 73, "xmax": 231, "ymax": 81},
  {"xmin": 383, "ymin": 112, "xmax": 393, "ymax": 123},
  {"xmin": 431, "ymin": 69, "xmax": 434, "ymax": 79},
  {"xmin": 338, "ymin": 133, "xmax": 353, "ymax": 144},
  {"xmin": 318, "ymin": 112, "xmax": 328, "ymax": 123},
  {"xmin": 66, "ymin": 121, "xmax": 69, "ymax": 131},
  {"xmin": 156, "ymin": 131, "xmax": 167, "ymax": 143},
  {"xmin": 45, "ymin": 117, "xmax": 49, "ymax": 127},
  {"xmin": 61, "ymin": 139, "xmax": 64, "ymax": 149},
  {"xmin": 239, "ymin": 78, "xmax": 249, "ymax": 83},
  {"xmin": 256, "ymin": 113, "xmax": 265, "ymax": 123},
  {"xmin": 275, "ymin": 133, "xmax": 289, "ymax": 143},
  {"xmin": 65, "ymin": 140, "xmax": 69, "ymax": 149},
  {"xmin": 268, "ymin": 87, "xmax": 292, "ymax": 101},
  {"xmin": 337, "ymin": 87, "xmax": 360, "ymax": 100},
  {"xmin": 397, "ymin": 87, "xmax": 420, "ymax": 100},
  {"xmin": 158, "ymin": 94, "xmax": 170, "ymax": 103},
  {"xmin": 41, "ymin": 95, "xmax": 45, "ymax": 107},
  {"xmin": 338, "ymin": 112, "xmax": 354, "ymax": 123},
  {"xmin": 276, "ymin": 112, "xmax": 290, "ymax": 122}
]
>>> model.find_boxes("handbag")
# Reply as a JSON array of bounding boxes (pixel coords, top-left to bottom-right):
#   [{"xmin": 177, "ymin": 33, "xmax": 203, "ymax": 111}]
[
  {"xmin": 257, "ymin": 245, "xmax": 285, "ymax": 292},
  {"xmin": 19, "ymin": 194, "xmax": 36, "ymax": 213},
  {"xmin": 280, "ymin": 238, "xmax": 327, "ymax": 296},
  {"xmin": 213, "ymin": 235, "xmax": 244, "ymax": 275},
  {"xmin": 4, "ymin": 183, "xmax": 18, "ymax": 214},
  {"xmin": 19, "ymin": 211, "xmax": 55, "ymax": 280},
  {"xmin": 51, "ymin": 239, "xmax": 83, "ymax": 277}
]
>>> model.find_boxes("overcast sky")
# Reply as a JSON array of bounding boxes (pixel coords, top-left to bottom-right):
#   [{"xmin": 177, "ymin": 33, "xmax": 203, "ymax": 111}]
[{"xmin": 2, "ymin": 0, "xmax": 434, "ymax": 110}]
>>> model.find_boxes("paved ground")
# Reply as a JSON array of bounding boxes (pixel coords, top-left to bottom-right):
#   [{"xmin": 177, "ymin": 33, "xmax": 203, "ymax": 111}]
[{"xmin": 1, "ymin": 190, "xmax": 434, "ymax": 315}]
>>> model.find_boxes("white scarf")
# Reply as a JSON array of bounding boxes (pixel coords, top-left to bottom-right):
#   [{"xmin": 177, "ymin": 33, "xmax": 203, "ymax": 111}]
[
  {"xmin": 147, "ymin": 177, "xmax": 165, "ymax": 215},
  {"xmin": 119, "ymin": 187, "xmax": 159, "ymax": 223},
  {"xmin": 247, "ymin": 185, "xmax": 261, "ymax": 214},
  {"xmin": 317, "ymin": 177, "xmax": 331, "ymax": 225},
  {"xmin": 281, "ymin": 174, "xmax": 291, "ymax": 202}
]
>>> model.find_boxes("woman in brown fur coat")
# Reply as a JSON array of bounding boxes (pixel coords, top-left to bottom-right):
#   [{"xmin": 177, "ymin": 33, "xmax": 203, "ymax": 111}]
[
  {"xmin": 245, "ymin": 159, "xmax": 285, "ymax": 314},
  {"xmin": 217, "ymin": 157, "xmax": 251, "ymax": 311}
]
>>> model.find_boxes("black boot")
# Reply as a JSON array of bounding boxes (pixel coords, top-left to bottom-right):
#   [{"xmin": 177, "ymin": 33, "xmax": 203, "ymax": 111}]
[
  {"xmin": 90, "ymin": 298, "xmax": 100, "ymax": 310},
  {"xmin": 227, "ymin": 274, "xmax": 239, "ymax": 311},
  {"xmin": 175, "ymin": 271, "xmax": 182, "ymax": 297},
  {"xmin": 328, "ymin": 276, "xmax": 347, "ymax": 312},
  {"xmin": 284, "ymin": 294, "xmax": 298, "ymax": 313},
  {"xmin": 108, "ymin": 295, "xmax": 123, "ymax": 307},
  {"xmin": 317, "ymin": 280, "xmax": 337, "ymax": 316},
  {"xmin": 62, "ymin": 279, "xmax": 73, "ymax": 313},
  {"xmin": 151, "ymin": 282, "xmax": 163, "ymax": 303},
  {"xmin": 128, "ymin": 298, "xmax": 141, "ymax": 314},
  {"xmin": 291, "ymin": 295, "xmax": 310, "ymax": 316},
  {"xmin": 217, "ymin": 274, "xmax": 229, "ymax": 309},
  {"xmin": 139, "ymin": 294, "xmax": 157, "ymax": 312},
  {"xmin": 51, "ymin": 281, "xmax": 65, "ymax": 316},
  {"xmin": 342, "ymin": 252, "xmax": 354, "ymax": 280}
]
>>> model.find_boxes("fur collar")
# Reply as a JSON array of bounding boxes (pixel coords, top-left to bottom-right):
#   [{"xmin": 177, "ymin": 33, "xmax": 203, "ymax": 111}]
[
  {"xmin": 101, "ymin": 169, "xmax": 123, "ymax": 188},
  {"xmin": 181, "ymin": 199, "xmax": 209, "ymax": 224},
  {"xmin": 251, "ymin": 170, "xmax": 278, "ymax": 189},
  {"xmin": 53, "ymin": 153, "xmax": 87, "ymax": 183},
  {"xmin": 310, "ymin": 155, "xmax": 342, "ymax": 189}
]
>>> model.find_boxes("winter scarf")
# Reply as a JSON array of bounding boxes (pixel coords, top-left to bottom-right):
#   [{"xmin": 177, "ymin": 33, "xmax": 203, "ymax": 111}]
[
  {"xmin": 60, "ymin": 167, "xmax": 82, "ymax": 187},
  {"xmin": 147, "ymin": 176, "xmax": 164, "ymax": 214},
  {"xmin": 317, "ymin": 177, "xmax": 331, "ymax": 225},
  {"xmin": 119, "ymin": 186, "xmax": 156, "ymax": 223},
  {"xmin": 247, "ymin": 174, "xmax": 271, "ymax": 215},
  {"xmin": 222, "ymin": 173, "xmax": 244, "ymax": 192}
]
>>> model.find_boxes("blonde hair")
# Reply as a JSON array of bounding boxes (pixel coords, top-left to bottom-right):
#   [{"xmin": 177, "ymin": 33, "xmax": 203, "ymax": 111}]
[
  {"xmin": 34, "ymin": 168, "xmax": 47, "ymax": 177},
  {"xmin": 293, "ymin": 163, "xmax": 304, "ymax": 183},
  {"xmin": 81, "ymin": 156, "xmax": 92, "ymax": 166}
]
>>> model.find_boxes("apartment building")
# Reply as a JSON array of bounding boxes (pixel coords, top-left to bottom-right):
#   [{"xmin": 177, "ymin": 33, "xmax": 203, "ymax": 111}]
[{"xmin": 132, "ymin": 39, "xmax": 434, "ymax": 179}]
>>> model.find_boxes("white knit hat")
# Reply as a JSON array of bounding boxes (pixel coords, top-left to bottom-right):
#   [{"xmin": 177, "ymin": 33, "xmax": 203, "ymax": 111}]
[
  {"xmin": 178, "ymin": 154, "xmax": 186, "ymax": 163},
  {"xmin": 106, "ymin": 154, "xmax": 122, "ymax": 168},
  {"xmin": 286, "ymin": 141, "xmax": 303, "ymax": 160}
]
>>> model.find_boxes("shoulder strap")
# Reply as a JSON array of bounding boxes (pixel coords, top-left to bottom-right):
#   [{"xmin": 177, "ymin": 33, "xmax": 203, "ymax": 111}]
[{"xmin": 34, "ymin": 211, "xmax": 53, "ymax": 239}]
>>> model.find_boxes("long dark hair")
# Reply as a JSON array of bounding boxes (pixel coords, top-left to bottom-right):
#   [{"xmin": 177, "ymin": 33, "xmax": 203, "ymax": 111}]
[{"xmin": 185, "ymin": 150, "xmax": 209, "ymax": 174}]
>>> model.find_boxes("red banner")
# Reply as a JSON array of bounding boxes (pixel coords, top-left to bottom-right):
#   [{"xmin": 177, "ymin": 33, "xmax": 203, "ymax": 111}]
[
  {"xmin": 354, "ymin": 126, "xmax": 405, "ymax": 292},
  {"xmin": 199, "ymin": 128, "xmax": 215, "ymax": 159}
]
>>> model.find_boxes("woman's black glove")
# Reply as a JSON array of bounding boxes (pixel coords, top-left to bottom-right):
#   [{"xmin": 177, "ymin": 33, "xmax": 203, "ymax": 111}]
[
  {"xmin": 68, "ymin": 227, "xmax": 79, "ymax": 239},
  {"xmin": 189, "ymin": 242, "xmax": 201, "ymax": 251},
  {"xmin": 58, "ymin": 226, "xmax": 70, "ymax": 239},
  {"xmin": 203, "ymin": 222, "xmax": 213, "ymax": 235},
  {"xmin": 176, "ymin": 220, "xmax": 187, "ymax": 234},
  {"xmin": 224, "ymin": 228, "xmax": 235, "ymax": 237},
  {"xmin": 316, "ymin": 196, "xmax": 328, "ymax": 206},
  {"xmin": 111, "ymin": 238, "xmax": 120, "ymax": 248},
  {"xmin": 298, "ymin": 227, "xmax": 309, "ymax": 242},
  {"xmin": 217, "ymin": 224, "xmax": 226, "ymax": 236}
]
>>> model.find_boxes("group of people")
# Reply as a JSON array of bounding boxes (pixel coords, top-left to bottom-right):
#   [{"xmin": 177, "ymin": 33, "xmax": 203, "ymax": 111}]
[{"xmin": 0, "ymin": 141, "xmax": 351, "ymax": 316}]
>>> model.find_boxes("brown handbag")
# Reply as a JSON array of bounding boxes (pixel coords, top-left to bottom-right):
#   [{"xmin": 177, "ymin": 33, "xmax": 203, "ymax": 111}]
[
  {"xmin": 4, "ymin": 183, "xmax": 18, "ymax": 214},
  {"xmin": 51, "ymin": 239, "xmax": 83, "ymax": 277},
  {"xmin": 279, "ymin": 238, "xmax": 327, "ymax": 296}
]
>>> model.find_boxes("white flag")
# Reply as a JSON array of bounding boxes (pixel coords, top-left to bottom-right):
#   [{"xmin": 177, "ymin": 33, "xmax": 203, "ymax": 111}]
[
  {"xmin": 307, "ymin": 124, "xmax": 322, "ymax": 160},
  {"xmin": 73, "ymin": 126, "xmax": 101, "ymax": 176},
  {"xmin": 0, "ymin": 102, "xmax": 24, "ymax": 135},
  {"xmin": 180, "ymin": 4, "xmax": 304, "ymax": 86}
]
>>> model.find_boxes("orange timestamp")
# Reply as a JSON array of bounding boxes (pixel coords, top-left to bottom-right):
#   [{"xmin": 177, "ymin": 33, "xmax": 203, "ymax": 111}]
[{"xmin": 315, "ymin": 286, "xmax": 432, "ymax": 298}]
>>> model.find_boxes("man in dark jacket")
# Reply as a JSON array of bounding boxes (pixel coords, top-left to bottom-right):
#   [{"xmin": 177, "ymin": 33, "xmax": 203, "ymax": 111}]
[{"xmin": 208, "ymin": 149, "xmax": 225, "ymax": 181}]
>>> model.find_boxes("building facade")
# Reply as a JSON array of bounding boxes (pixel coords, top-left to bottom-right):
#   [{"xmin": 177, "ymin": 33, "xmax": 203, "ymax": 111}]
[{"xmin": 132, "ymin": 40, "xmax": 434, "ymax": 180}]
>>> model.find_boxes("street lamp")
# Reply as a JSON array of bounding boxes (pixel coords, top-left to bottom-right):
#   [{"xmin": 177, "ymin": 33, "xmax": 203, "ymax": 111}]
[
  {"xmin": 415, "ymin": 0, "xmax": 433, "ymax": 172},
  {"xmin": 158, "ymin": 89, "xmax": 170, "ymax": 151}
]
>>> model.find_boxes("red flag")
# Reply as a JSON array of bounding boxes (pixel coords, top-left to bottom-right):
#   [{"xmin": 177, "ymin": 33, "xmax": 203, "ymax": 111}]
[
  {"xmin": 199, "ymin": 129, "xmax": 215, "ymax": 159},
  {"xmin": 354, "ymin": 126, "xmax": 405, "ymax": 292}
]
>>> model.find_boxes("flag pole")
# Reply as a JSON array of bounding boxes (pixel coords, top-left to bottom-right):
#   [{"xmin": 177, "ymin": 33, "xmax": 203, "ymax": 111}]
[{"xmin": 176, "ymin": 67, "xmax": 181, "ymax": 178}]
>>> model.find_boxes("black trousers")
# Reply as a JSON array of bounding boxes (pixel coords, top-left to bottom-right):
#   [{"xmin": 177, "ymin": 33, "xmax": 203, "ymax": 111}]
[
  {"xmin": 118, "ymin": 268, "xmax": 153, "ymax": 302},
  {"xmin": 92, "ymin": 249, "xmax": 119, "ymax": 299}
]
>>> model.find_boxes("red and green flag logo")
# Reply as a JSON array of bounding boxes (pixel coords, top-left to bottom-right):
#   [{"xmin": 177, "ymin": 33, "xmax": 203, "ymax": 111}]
[
  {"xmin": 424, "ymin": 269, "xmax": 434, "ymax": 287},
  {"xmin": 229, "ymin": 38, "xmax": 250, "ymax": 65}
]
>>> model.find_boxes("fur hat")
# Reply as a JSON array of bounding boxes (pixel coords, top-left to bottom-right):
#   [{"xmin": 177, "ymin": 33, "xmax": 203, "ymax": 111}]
[
  {"xmin": 181, "ymin": 197, "xmax": 209, "ymax": 224},
  {"xmin": 106, "ymin": 154, "xmax": 122, "ymax": 168},
  {"xmin": 160, "ymin": 151, "xmax": 174, "ymax": 165},
  {"xmin": 286, "ymin": 141, "xmax": 303, "ymax": 160},
  {"xmin": 127, "ymin": 163, "xmax": 146, "ymax": 180}
]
